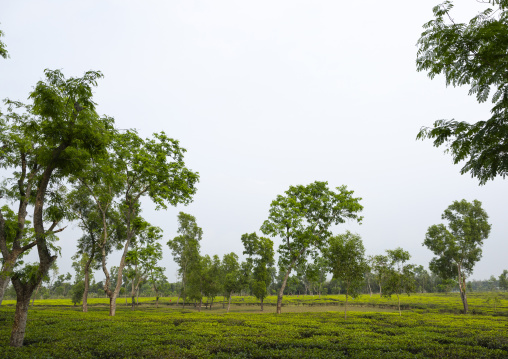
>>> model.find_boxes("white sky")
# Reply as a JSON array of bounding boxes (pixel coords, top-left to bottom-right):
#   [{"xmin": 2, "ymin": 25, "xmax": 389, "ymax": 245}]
[{"xmin": 1, "ymin": 0, "xmax": 506, "ymax": 281}]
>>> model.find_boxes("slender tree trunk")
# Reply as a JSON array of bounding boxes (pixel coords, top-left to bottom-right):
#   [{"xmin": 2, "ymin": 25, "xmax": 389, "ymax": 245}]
[
  {"xmin": 82, "ymin": 270, "xmax": 90, "ymax": 313},
  {"xmin": 457, "ymin": 265, "xmax": 468, "ymax": 314},
  {"xmin": 227, "ymin": 293, "xmax": 232, "ymax": 313},
  {"xmin": 367, "ymin": 277, "xmax": 372, "ymax": 298},
  {"xmin": 345, "ymin": 285, "xmax": 349, "ymax": 320},
  {"xmin": 31, "ymin": 283, "xmax": 41, "ymax": 307},
  {"xmin": 277, "ymin": 265, "xmax": 295, "ymax": 314},
  {"xmin": 198, "ymin": 297, "xmax": 202, "ymax": 312},
  {"xmin": 397, "ymin": 294, "xmax": 401, "ymax": 316},
  {"xmin": 0, "ymin": 275, "xmax": 11, "ymax": 305},
  {"xmin": 260, "ymin": 297, "xmax": 264, "ymax": 312}
]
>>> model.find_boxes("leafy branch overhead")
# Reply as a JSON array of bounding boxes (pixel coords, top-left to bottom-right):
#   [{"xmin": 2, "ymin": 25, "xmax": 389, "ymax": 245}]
[{"xmin": 416, "ymin": 0, "xmax": 508, "ymax": 184}]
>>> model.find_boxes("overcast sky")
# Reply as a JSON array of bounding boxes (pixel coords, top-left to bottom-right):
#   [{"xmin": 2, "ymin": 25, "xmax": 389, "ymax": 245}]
[{"xmin": 1, "ymin": 0, "xmax": 505, "ymax": 281}]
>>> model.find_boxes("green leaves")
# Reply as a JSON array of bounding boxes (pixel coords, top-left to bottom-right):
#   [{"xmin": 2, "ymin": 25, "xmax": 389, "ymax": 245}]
[
  {"xmin": 423, "ymin": 199, "xmax": 490, "ymax": 279},
  {"xmin": 416, "ymin": 1, "xmax": 508, "ymax": 184},
  {"xmin": 261, "ymin": 181, "xmax": 363, "ymax": 268},
  {"xmin": 324, "ymin": 231, "xmax": 368, "ymax": 299}
]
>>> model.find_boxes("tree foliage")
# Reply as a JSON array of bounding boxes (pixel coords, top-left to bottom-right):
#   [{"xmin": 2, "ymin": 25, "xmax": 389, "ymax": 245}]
[
  {"xmin": 416, "ymin": 0, "xmax": 508, "ymax": 184},
  {"xmin": 261, "ymin": 181, "xmax": 363, "ymax": 314},
  {"xmin": 324, "ymin": 231, "xmax": 368, "ymax": 319},
  {"xmin": 423, "ymin": 199, "xmax": 491, "ymax": 313}
]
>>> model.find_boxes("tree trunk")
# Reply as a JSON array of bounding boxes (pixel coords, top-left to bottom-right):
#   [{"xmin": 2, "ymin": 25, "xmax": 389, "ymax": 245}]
[
  {"xmin": 109, "ymin": 294, "xmax": 118, "ymax": 316},
  {"xmin": 227, "ymin": 293, "xmax": 232, "ymax": 313},
  {"xmin": 0, "ymin": 275, "xmax": 10, "ymax": 306},
  {"xmin": 457, "ymin": 265, "xmax": 468, "ymax": 314},
  {"xmin": 277, "ymin": 266, "xmax": 293, "ymax": 314},
  {"xmin": 9, "ymin": 291, "xmax": 32, "ymax": 347},
  {"xmin": 260, "ymin": 297, "xmax": 264, "ymax": 312},
  {"xmin": 345, "ymin": 285, "xmax": 349, "ymax": 320},
  {"xmin": 397, "ymin": 294, "xmax": 401, "ymax": 316},
  {"xmin": 367, "ymin": 277, "xmax": 372, "ymax": 298},
  {"xmin": 82, "ymin": 270, "xmax": 90, "ymax": 313},
  {"xmin": 198, "ymin": 297, "xmax": 202, "ymax": 312},
  {"xmin": 31, "ymin": 283, "xmax": 41, "ymax": 307}
]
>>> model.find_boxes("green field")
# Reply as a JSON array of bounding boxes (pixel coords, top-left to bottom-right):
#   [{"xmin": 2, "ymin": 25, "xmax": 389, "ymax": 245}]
[{"xmin": 1, "ymin": 293, "xmax": 507, "ymax": 358}]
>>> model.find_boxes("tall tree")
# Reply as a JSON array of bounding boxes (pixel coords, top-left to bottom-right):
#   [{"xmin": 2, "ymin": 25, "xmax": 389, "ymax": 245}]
[
  {"xmin": 201, "ymin": 254, "xmax": 222, "ymax": 310},
  {"xmin": 221, "ymin": 252, "xmax": 249, "ymax": 313},
  {"xmin": 67, "ymin": 186, "xmax": 120, "ymax": 312},
  {"xmin": 370, "ymin": 254, "xmax": 389, "ymax": 296},
  {"xmin": 416, "ymin": 0, "xmax": 508, "ymax": 184},
  {"xmin": 167, "ymin": 212, "xmax": 202, "ymax": 308},
  {"xmin": 423, "ymin": 199, "xmax": 491, "ymax": 313},
  {"xmin": 383, "ymin": 248, "xmax": 416, "ymax": 316},
  {"xmin": 241, "ymin": 232, "xmax": 274, "ymax": 311},
  {"xmin": 99, "ymin": 130, "xmax": 198, "ymax": 316},
  {"xmin": 1, "ymin": 69, "xmax": 114, "ymax": 347},
  {"xmin": 261, "ymin": 181, "xmax": 363, "ymax": 314},
  {"xmin": 324, "ymin": 231, "xmax": 368, "ymax": 319}
]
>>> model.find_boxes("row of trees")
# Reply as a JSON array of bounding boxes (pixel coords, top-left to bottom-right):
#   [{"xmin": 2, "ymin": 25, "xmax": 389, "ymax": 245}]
[{"xmin": 2, "ymin": 0, "xmax": 508, "ymax": 348}]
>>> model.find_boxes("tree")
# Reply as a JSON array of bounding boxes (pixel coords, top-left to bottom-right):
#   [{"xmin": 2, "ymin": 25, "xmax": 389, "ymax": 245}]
[
  {"xmin": 241, "ymin": 232, "xmax": 274, "ymax": 311},
  {"xmin": 98, "ymin": 130, "xmax": 198, "ymax": 316},
  {"xmin": 201, "ymin": 254, "xmax": 222, "ymax": 310},
  {"xmin": 221, "ymin": 252, "xmax": 249, "ymax": 313},
  {"xmin": 324, "ymin": 231, "xmax": 368, "ymax": 319},
  {"xmin": 167, "ymin": 212, "xmax": 202, "ymax": 308},
  {"xmin": 370, "ymin": 255, "xmax": 389, "ymax": 296},
  {"xmin": 67, "ymin": 186, "xmax": 120, "ymax": 312},
  {"xmin": 416, "ymin": 1, "xmax": 508, "ymax": 184},
  {"xmin": 261, "ymin": 181, "xmax": 363, "ymax": 314},
  {"xmin": 0, "ymin": 24, "xmax": 8, "ymax": 59},
  {"xmin": 125, "ymin": 223, "xmax": 163, "ymax": 309},
  {"xmin": 423, "ymin": 199, "xmax": 491, "ymax": 314},
  {"xmin": 1, "ymin": 69, "xmax": 114, "ymax": 347},
  {"xmin": 383, "ymin": 248, "xmax": 416, "ymax": 316},
  {"xmin": 499, "ymin": 269, "xmax": 508, "ymax": 291}
]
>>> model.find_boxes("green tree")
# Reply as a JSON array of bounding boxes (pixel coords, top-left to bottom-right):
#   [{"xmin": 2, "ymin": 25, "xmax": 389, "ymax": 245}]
[
  {"xmin": 416, "ymin": 1, "xmax": 508, "ymax": 184},
  {"xmin": 67, "ymin": 186, "xmax": 121, "ymax": 312},
  {"xmin": 202, "ymin": 254, "xmax": 222, "ymax": 310},
  {"xmin": 241, "ymin": 232, "xmax": 274, "ymax": 311},
  {"xmin": 221, "ymin": 252, "xmax": 249, "ymax": 313},
  {"xmin": 423, "ymin": 199, "xmax": 491, "ymax": 313},
  {"xmin": 324, "ymin": 231, "xmax": 368, "ymax": 319},
  {"xmin": 261, "ymin": 181, "xmax": 363, "ymax": 314},
  {"xmin": 383, "ymin": 248, "xmax": 416, "ymax": 316},
  {"xmin": 167, "ymin": 212, "xmax": 202, "ymax": 308},
  {"xmin": 101, "ymin": 130, "xmax": 198, "ymax": 317},
  {"xmin": 369, "ymin": 254, "xmax": 389, "ymax": 296},
  {"xmin": 125, "ymin": 223, "xmax": 163, "ymax": 309},
  {"xmin": 1, "ymin": 69, "xmax": 113, "ymax": 347},
  {"xmin": 499, "ymin": 269, "xmax": 508, "ymax": 291}
]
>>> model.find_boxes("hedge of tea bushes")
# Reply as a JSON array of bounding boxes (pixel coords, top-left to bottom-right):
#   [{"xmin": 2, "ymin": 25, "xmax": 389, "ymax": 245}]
[
  {"xmin": 1, "ymin": 306, "xmax": 507, "ymax": 358},
  {"xmin": 3, "ymin": 292, "xmax": 507, "ymax": 315}
]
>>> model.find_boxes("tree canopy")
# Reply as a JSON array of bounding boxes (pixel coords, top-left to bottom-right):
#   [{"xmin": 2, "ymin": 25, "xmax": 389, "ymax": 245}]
[{"xmin": 423, "ymin": 199, "xmax": 491, "ymax": 313}]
